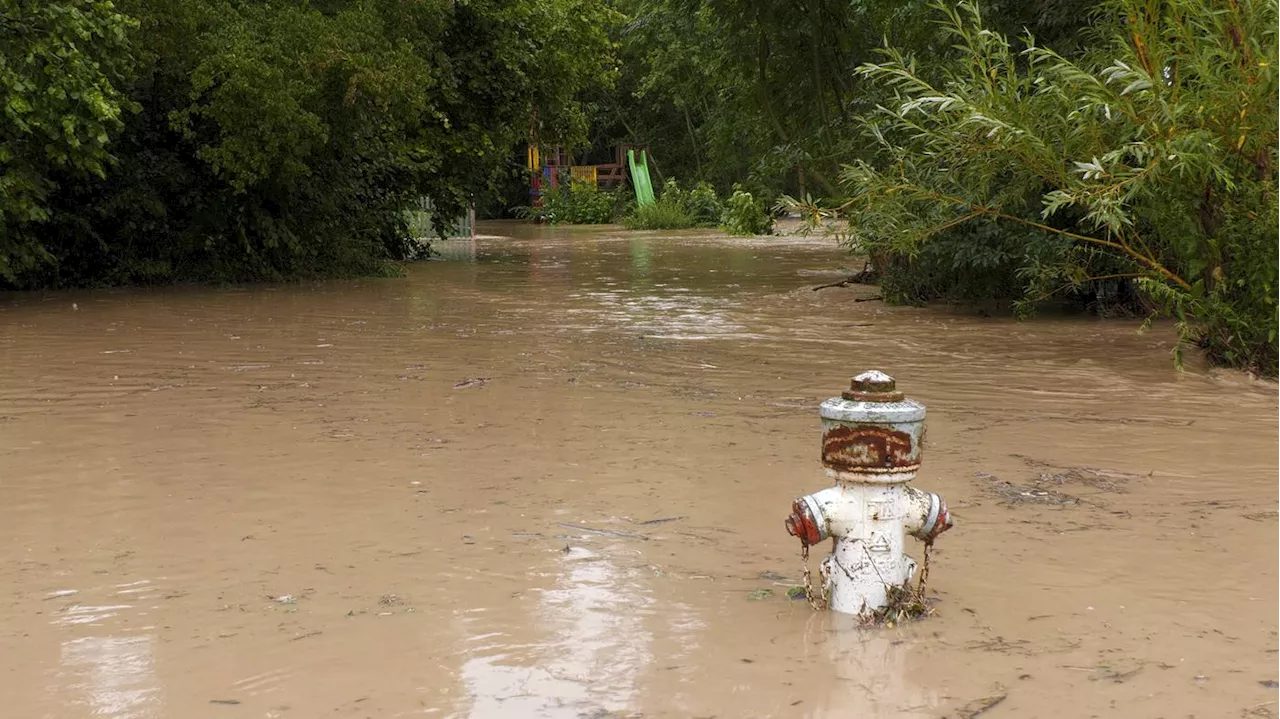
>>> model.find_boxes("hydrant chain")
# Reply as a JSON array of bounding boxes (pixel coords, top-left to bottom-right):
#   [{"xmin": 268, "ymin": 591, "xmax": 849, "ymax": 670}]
[
  {"xmin": 800, "ymin": 544, "xmax": 827, "ymax": 611},
  {"xmin": 784, "ymin": 370, "xmax": 954, "ymax": 619}
]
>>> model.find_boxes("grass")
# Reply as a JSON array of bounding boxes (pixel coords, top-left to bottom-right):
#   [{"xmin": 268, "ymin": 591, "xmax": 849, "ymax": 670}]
[{"xmin": 622, "ymin": 200, "xmax": 695, "ymax": 230}]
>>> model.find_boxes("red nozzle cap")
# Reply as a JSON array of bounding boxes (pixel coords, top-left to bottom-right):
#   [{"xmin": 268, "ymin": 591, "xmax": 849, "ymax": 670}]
[
  {"xmin": 924, "ymin": 503, "xmax": 954, "ymax": 541},
  {"xmin": 785, "ymin": 499, "xmax": 823, "ymax": 546}
]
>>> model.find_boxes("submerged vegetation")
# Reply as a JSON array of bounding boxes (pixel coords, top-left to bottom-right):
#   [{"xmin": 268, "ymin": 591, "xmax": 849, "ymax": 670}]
[
  {"xmin": 521, "ymin": 179, "xmax": 618, "ymax": 225},
  {"xmin": 622, "ymin": 198, "xmax": 696, "ymax": 230},
  {"xmin": 720, "ymin": 187, "xmax": 773, "ymax": 236},
  {"xmin": 622, "ymin": 178, "xmax": 776, "ymax": 233}
]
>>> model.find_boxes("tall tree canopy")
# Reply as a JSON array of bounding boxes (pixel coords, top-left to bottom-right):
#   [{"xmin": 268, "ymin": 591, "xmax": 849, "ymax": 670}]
[
  {"xmin": 0, "ymin": 0, "xmax": 619, "ymax": 287},
  {"xmin": 602, "ymin": 0, "xmax": 1095, "ymax": 198}
]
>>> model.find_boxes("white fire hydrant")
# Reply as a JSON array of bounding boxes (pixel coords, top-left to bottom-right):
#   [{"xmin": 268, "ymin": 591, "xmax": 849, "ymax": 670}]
[{"xmin": 784, "ymin": 370, "xmax": 953, "ymax": 618}]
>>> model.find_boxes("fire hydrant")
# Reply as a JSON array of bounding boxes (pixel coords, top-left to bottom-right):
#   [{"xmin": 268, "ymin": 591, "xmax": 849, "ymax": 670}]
[{"xmin": 784, "ymin": 370, "xmax": 953, "ymax": 617}]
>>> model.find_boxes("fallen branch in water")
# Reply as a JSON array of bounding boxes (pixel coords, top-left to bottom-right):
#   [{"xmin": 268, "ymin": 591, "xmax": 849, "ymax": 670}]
[
  {"xmin": 811, "ymin": 262, "xmax": 878, "ymax": 291},
  {"xmin": 811, "ymin": 277, "xmax": 858, "ymax": 291}
]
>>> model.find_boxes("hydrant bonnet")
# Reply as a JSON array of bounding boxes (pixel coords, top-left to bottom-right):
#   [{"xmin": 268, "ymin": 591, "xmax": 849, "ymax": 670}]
[{"xmin": 820, "ymin": 370, "xmax": 925, "ymax": 482}]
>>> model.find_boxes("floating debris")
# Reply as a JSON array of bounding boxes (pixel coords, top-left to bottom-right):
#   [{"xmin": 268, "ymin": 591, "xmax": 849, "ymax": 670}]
[
  {"xmin": 974, "ymin": 472, "xmax": 1080, "ymax": 506},
  {"xmin": 954, "ymin": 693, "xmax": 1006, "ymax": 719},
  {"xmin": 865, "ymin": 583, "xmax": 934, "ymax": 626}
]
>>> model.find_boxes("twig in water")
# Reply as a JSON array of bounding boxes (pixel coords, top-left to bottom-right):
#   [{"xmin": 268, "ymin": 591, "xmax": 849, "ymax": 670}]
[
  {"xmin": 635, "ymin": 516, "xmax": 686, "ymax": 526},
  {"xmin": 557, "ymin": 523, "xmax": 650, "ymax": 541}
]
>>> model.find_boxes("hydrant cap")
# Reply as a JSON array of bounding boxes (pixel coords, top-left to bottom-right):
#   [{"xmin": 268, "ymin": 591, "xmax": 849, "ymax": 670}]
[{"xmin": 843, "ymin": 370, "xmax": 905, "ymax": 402}]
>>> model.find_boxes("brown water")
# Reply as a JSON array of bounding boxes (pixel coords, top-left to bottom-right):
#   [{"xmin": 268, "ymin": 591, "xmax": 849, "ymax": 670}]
[{"xmin": 1, "ymin": 222, "xmax": 1276, "ymax": 719}]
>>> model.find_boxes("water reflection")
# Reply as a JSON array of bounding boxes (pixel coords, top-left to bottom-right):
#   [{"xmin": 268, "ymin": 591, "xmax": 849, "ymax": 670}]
[
  {"xmin": 49, "ymin": 580, "xmax": 165, "ymax": 718},
  {"xmin": 58, "ymin": 635, "xmax": 161, "ymax": 718},
  {"xmin": 459, "ymin": 547, "xmax": 652, "ymax": 718},
  {"xmin": 628, "ymin": 239, "xmax": 652, "ymax": 290},
  {"xmin": 809, "ymin": 616, "xmax": 940, "ymax": 718},
  {"xmin": 433, "ymin": 238, "xmax": 478, "ymax": 263}
]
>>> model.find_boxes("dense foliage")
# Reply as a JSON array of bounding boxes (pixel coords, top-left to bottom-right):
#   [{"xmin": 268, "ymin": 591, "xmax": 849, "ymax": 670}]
[
  {"xmin": 0, "ymin": 0, "xmax": 618, "ymax": 287},
  {"xmin": 790, "ymin": 0, "xmax": 1277, "ymax": 374},
  {"xmin": 656, "ymin": 179, "xmax": 723, "ymax": 226},
  {"xmin": 1, "ymin": 0, "xmax": 136, "ymax": 281},
  {"xmin": 620, "ymin": 178, "xmax": 769, "ymax": 234},
  {"xmin": 603, "ymin": 0, "xmax": 1095, "ymax": 198},
  {"xmin": 622, "ymin": 190, "xmax": 695, "ymax": 230}
]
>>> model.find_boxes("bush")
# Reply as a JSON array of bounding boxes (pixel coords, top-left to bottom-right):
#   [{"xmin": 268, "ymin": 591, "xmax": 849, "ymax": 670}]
[
  {"xmin": 719, "ymin": 185, "xmax": 773, "ymax": 235},
  {"xmin": 621, "ymin": 176, "xmax": 712, "ymax": 229},
  {"xmin": 659, "ymin": 178, "xmax": 723, "ymax": 226},
  {"xmin": 791, "ymin": 0, "xmax": 1278, "ymax": 376},
  {"xmin": 525, "ymin": 178, "xmax": 616, "ymax": 224},
  {"xmin": 622, "ymin": 198, "xmax": 695, "ymax": 229}
]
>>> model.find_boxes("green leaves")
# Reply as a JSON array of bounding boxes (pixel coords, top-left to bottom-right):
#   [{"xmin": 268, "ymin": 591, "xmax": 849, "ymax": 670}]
[
  {"xmin": 0, "ymin": 0, "xmax": 136, "ymax": 280},
  {"xmin": 719, "ymin": 186, "xmax": 772, "ymax": 236},
  {"xmin": 1, "ymin": 0, "xmax": 620, "ymax": 287},
  {"xmin": 837, "ymin": 0, "xmax": 1278, "ymax": 375},
  {"xmin": 525, "ymin": 179, "xmax": 617, "ymax": 225}
]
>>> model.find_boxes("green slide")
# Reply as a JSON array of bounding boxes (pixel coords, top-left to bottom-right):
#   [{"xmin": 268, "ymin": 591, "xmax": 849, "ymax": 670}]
[{"xmin": 627, "ymin": 149, "xmax": 656, "ymax": 207}]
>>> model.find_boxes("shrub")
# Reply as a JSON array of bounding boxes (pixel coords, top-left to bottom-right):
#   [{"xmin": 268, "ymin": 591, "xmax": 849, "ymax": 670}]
[
  {"xmin": 789, "ymin": 0, "xmax": 1278, "ymax": 375},
  {"xmin": 621, "ymin": 176, "xmax": 712, "ymax": 229},
  {"xmin": 660, "ymin": 178, "xmax": 723, "ymax": 226},
  {"xmin": 524, "ymin": 178, "xmax": 616, "ymax": 224},
  {"xmin": 622, "ymin": 198, "xmax": 695, "ymax": 229},
  {"xmin": 719, "ymin": 185, "xmax": 773, "ymax": 235}
]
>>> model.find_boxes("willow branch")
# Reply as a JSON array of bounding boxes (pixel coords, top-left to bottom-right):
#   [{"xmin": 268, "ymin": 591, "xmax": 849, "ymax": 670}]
[
  {"xmin": 1028, "ymin": 272, "xmax": 1142, "ymax": 303},
  {"xmin": 899, "ymin": 188, "xmax": 1193, "ymax": 291}
]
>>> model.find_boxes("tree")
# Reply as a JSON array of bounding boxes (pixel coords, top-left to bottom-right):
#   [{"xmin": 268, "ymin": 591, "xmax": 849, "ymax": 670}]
[
  {"xmin": 798, "ymin": 0, "xmax": 1277, "ymax": 374},
  {"xmin": 0, "ymin": 0, "xmax": 136, "ymax": 282},
  {"xmin": 603, "ymin": 0, "xmax": 1097, "ymax": 199},
  {"xmin": 1, "ymin": 0, "xmax": 620, "ymax": 288}
]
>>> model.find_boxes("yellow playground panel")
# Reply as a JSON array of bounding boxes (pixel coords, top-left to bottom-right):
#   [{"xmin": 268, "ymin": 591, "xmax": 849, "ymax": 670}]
[{"xmin": 569, "ymin": 166, "xmax": 597, "ymax": 184}]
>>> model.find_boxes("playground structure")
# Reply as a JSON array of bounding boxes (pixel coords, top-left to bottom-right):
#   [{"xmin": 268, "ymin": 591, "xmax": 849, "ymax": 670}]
[{"xmin": 527, "ymin": 142, "xmax": 654, "ymax": 209}]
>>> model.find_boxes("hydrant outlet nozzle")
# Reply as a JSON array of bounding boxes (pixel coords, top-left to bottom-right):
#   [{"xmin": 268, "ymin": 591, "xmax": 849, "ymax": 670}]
[
  {"xmin": 784, "ymin": 495, "xmax": 828, "ymax": 546},
  {"xmin": 910, "ymin": 492, "xmax": 954, "ymax": 542}
]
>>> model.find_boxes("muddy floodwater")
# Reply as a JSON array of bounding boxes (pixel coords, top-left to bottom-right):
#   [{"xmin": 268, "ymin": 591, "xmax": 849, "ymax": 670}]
[{"xmin": 1, "ymin": 222, "xmax": 1276, "ymax": 719}]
